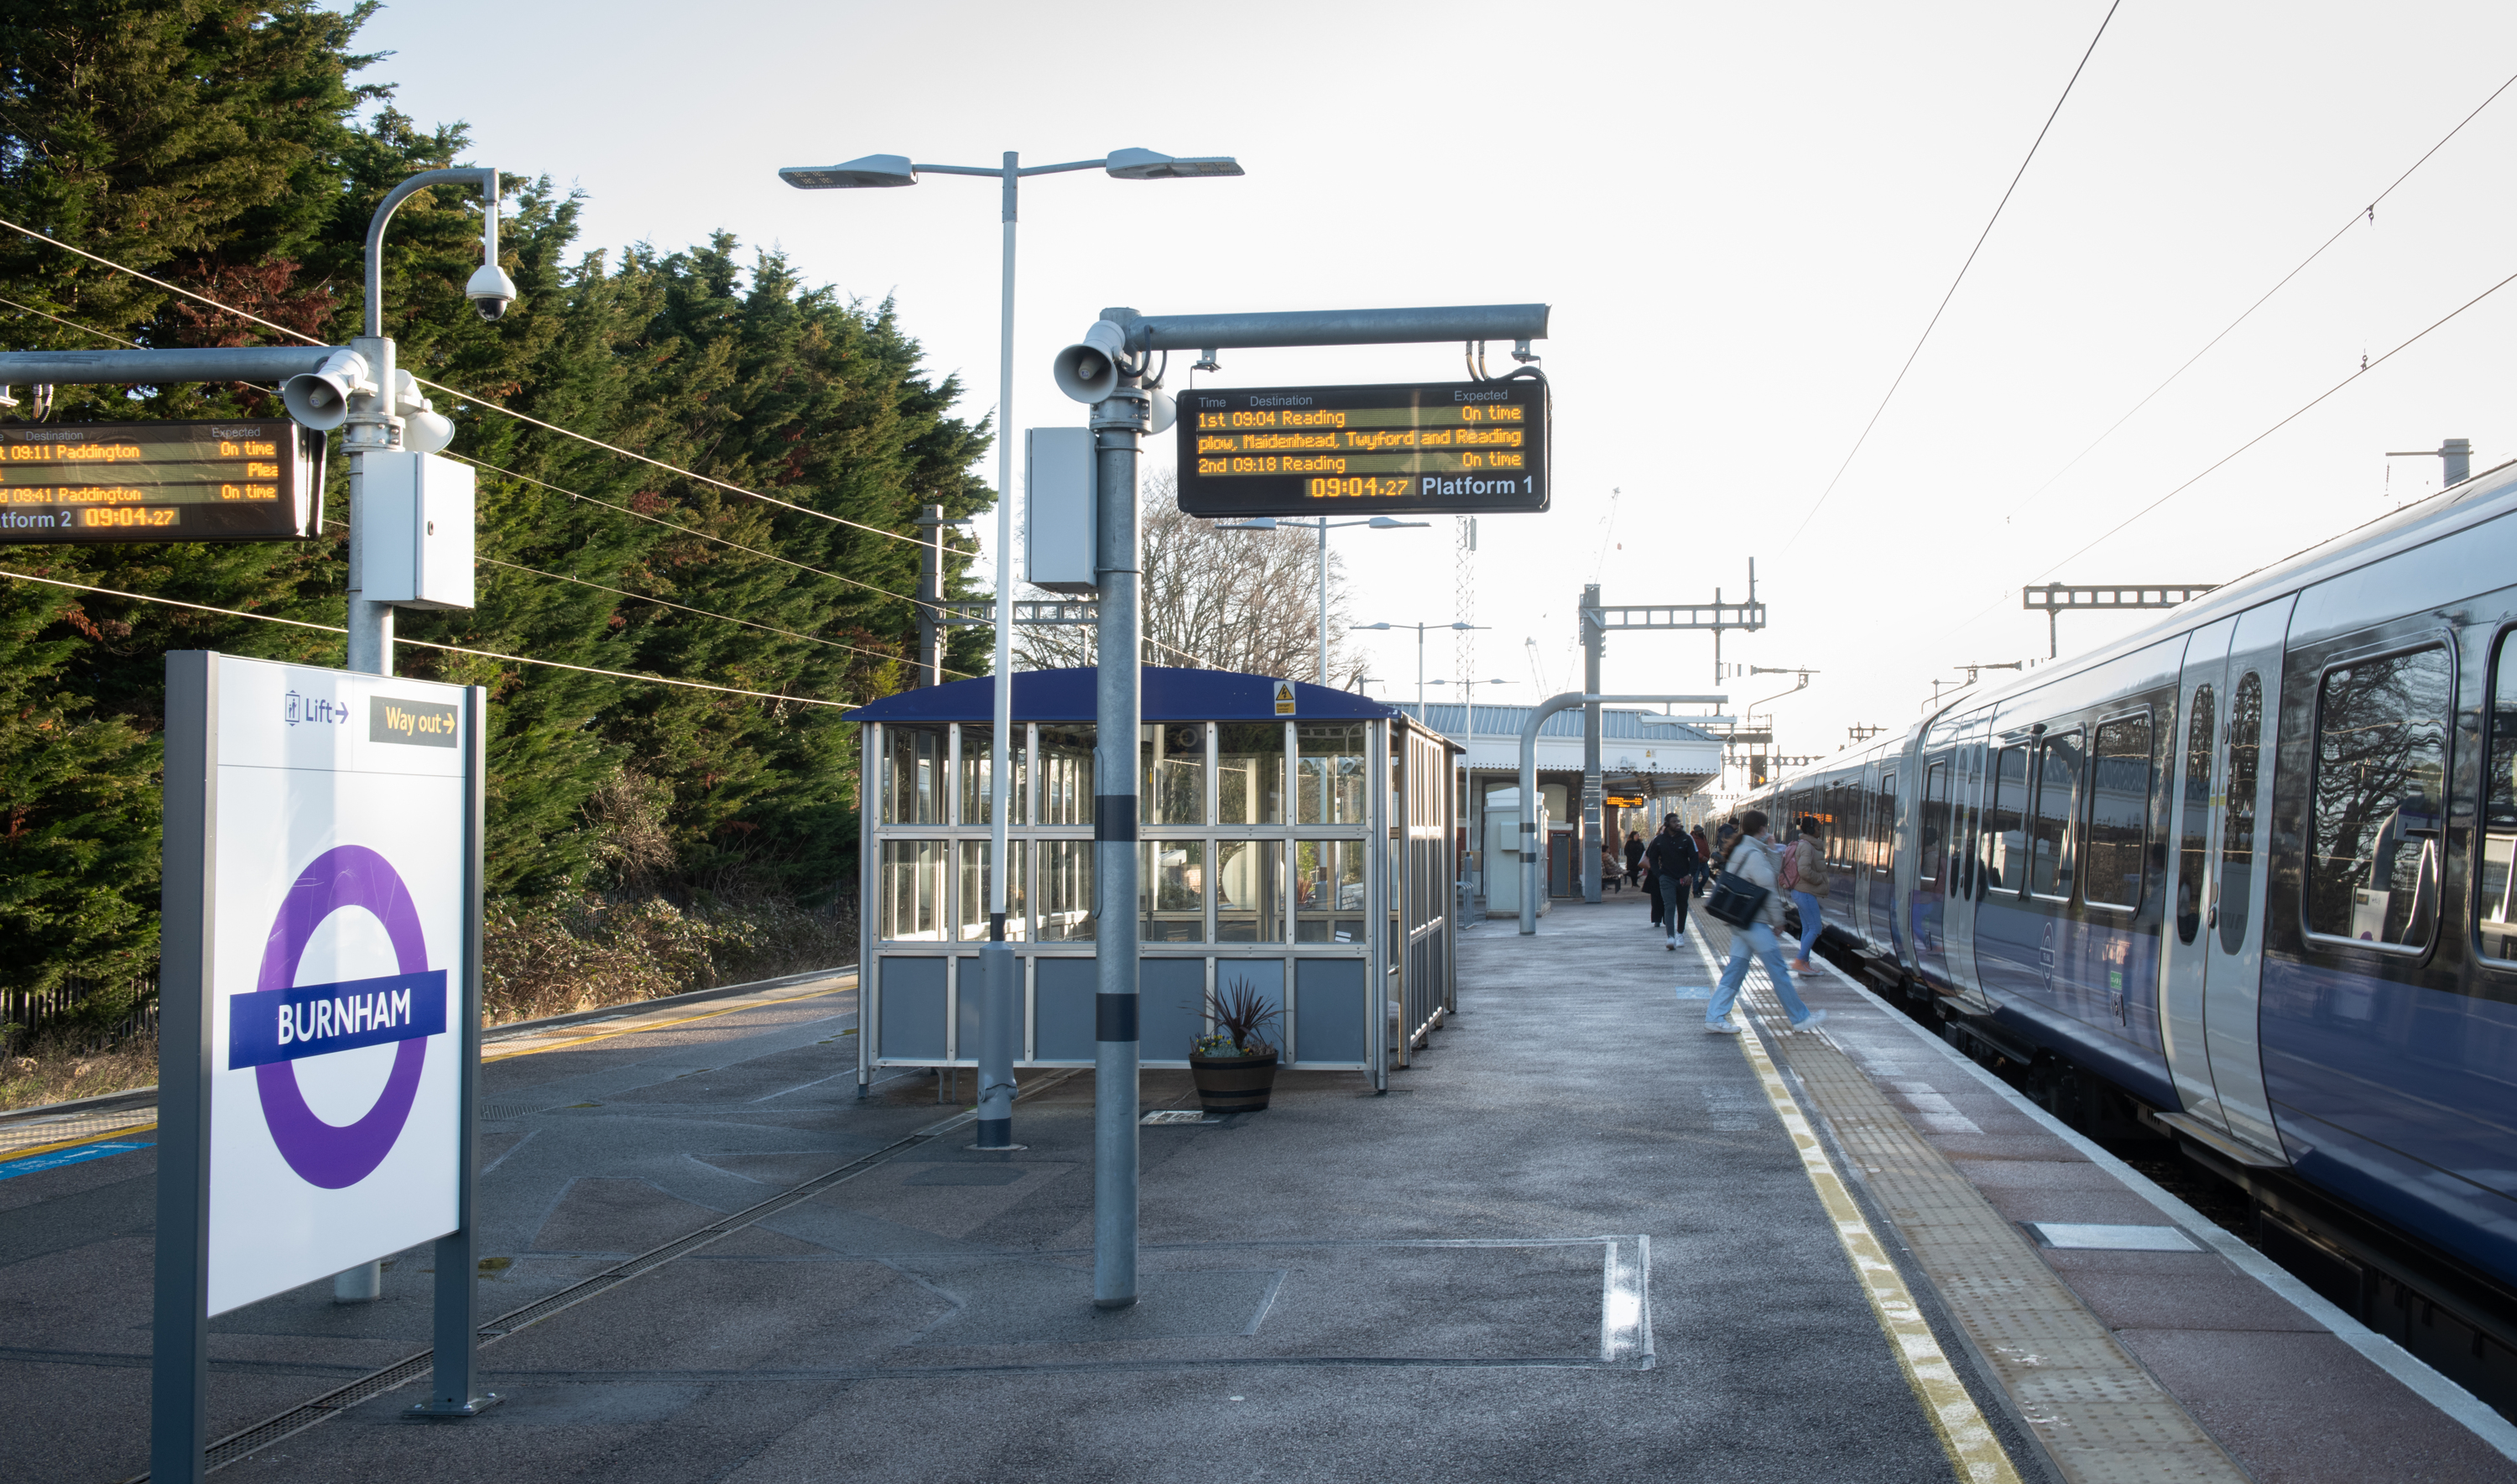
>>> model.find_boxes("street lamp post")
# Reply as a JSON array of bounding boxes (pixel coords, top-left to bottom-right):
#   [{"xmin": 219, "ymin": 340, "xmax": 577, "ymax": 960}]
[
  {"xmin": 782, "ymin": 146, "xmax": 1241, "ymax": 1156},
  {"xmin": 1351, "ymin": 620, "xmax": 1487, "ymax": 714},
  {"xmin": 1214, "ymin": 515, "xmax": 1427, "ymax": 685}
]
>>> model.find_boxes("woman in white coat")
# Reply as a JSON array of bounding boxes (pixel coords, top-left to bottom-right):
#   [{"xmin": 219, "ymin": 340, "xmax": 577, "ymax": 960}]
[{"xmin": 1704, "ymin": 810, "xmax": 1827, "ymax": 1036}]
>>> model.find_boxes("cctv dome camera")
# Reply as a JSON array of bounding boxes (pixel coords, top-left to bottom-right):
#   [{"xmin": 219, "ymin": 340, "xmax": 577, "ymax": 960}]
[{"xmin": 466, "ymin": 263, "xmax": 519, "ymax": 322}]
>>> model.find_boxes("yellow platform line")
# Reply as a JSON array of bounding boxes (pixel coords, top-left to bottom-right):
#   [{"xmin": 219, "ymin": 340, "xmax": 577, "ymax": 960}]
[
  {"xmin": 479, "ymin": 976, "xmax": 856, "ymax": 1064},
  {"xmin": 3, "ymin": 976, "xmax": 859, "ymax": 1161},
  {"xmin": 1690, "ymin": 934, "xmax": 2021, "ymax": 1484},
  {"xmin": 3, "ymin": 1121, "xmax": 159, "ymax": 1163}
]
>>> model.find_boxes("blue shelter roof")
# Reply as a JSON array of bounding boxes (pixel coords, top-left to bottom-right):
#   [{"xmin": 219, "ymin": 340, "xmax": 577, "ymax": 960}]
[{"xmin": 846, "ymin": 667, "xmax": 1397, "ymax": 724}]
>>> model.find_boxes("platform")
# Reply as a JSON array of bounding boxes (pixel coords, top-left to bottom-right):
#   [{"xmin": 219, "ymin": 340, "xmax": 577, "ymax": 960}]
[{"xmin": 3, "ymin": 901, "xmax": 2512, "ymax": 1481}]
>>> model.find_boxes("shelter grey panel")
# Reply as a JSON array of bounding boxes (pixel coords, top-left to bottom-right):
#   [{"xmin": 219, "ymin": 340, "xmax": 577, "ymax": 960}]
[
  {"xmin": 1034, "ymin": 958, "xmax": 1097, "ymax": 1060},
  {"xmin": 879, "ymin": 957, "xmax": 947, "ymax": 1060},
  {"xmin": 1140, "ymin": 959, "xmax": 1208, "ymax": 1062},
  {"xmin": 1297, "ymin": 959, "xmax": 1368, "ymax": 1064}
]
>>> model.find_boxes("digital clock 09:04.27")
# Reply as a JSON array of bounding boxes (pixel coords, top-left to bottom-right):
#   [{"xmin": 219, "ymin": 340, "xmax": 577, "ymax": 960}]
[{"xmin": 1172, "ymin": 378, "xmax": 1549, "ymax": 518}]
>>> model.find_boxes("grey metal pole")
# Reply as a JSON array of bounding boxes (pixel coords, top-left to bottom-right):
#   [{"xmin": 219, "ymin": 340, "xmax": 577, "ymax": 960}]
[
  {"xmin": 152, "ymin": 653, "xmax": 216, "ymax": 1484},
  {"xmin": 1092, "ymin": 382, "xmax": 1148, "ymax": 1307},
  {"xmin": 1519, "ymin": 692, "xmax": 1729, "ymax": 935},
  {"xmin": 341, "ymin": 331, "xmax": 397, "ymax": 681},
  {"xmin": 1316, "ymin": 518, "xmax": 1330, "ymax": 685},
  {"xmin": 1416, "ymin": 622, "xmax": 1426, "ymax": 715},
  {"xmin": 915, "ymin": 502, "xmax": 944, "ymax": 688},
  {"xmin": 976, "ymin": 152, "xmax": 1020, "ymax": 1151},
  {"xmin": 1581, "ymin": 586, "xmax": 1603, "ymax": 905}
]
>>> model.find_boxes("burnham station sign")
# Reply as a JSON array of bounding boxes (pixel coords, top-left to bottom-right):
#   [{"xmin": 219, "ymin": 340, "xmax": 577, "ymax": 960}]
[
  {"xmin": 1174, "ymin": 378, "xmax": 1550, "ymax": 517},
  {"xmin": 0, "ymin": 418, "xmax": 324, "ymax": 543}
]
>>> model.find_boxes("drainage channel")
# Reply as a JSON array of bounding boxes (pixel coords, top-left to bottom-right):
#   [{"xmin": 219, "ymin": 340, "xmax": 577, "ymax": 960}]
[{"xmin": 131, "ymin": 1068, "xmax": 1083, "ymax": 1481}]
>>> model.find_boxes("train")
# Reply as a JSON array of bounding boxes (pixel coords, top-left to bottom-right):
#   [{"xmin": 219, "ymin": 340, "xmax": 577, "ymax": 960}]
[{"xmin": 1743, "ymin": 461, "xmax": 2517, "ymax": 1398}]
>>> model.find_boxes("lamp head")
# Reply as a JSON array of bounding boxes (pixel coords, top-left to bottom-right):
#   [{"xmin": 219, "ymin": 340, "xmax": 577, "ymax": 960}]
[
  {"xmin": 1104, "ymin": 148, "xmax": 1243, "ymax": 180},
  {"xmin": 779, "ymin": 154, "xmax": 919, "ymax": 189}
]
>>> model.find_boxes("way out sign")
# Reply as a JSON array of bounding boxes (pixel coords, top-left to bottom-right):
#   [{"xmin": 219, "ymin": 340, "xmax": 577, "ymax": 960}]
[{"xmin": 154, "ymin": 652, "xmax": 492, "ymax": 1481}]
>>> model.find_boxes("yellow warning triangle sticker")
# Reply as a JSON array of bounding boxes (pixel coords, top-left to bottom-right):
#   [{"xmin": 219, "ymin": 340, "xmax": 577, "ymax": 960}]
[{"xmin": 1273, "ymin": 680, "xmax": 1296, "ymax": 715}]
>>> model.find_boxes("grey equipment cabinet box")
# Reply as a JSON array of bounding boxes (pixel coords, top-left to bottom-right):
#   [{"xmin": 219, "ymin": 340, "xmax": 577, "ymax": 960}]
[
  {"xmin": 1025, "ymin": 427, "xmax": 1097, "ymax": 594},
  {"xmin": 358, "ymin": 450, "xmax": 476, "ymax": 609}
]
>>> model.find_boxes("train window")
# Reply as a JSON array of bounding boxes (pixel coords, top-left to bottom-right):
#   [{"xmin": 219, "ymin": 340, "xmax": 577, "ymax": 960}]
[
  {"xmin": 2176, "ymin": 688, "xmax": 2214, "ymax": 944},
  {"xmin": 2481, "ymin": 635, "xmax": 2517, "ymax": 960},
  {"xmin": 2306, "ymin": 647, "xmax": 2451, "ymax": 950},
  {"xmin": 2084, "ymin": 714, "xmax": 2153, "ymax": 910},
  {"xmin": 1919, "ymin": 762, "xmax": 1950, "ymax": 882},
  {"xmin": 2218, "ymin": 674, "xmax": 2264, "ymax": 954},
  {"xmin": 2030, "ymin": 730, "xmax": 2083, "ymax": 898},
  {"xmin": 1983, "ymin": 747, "xmax": 2028, "ymax": 893}
]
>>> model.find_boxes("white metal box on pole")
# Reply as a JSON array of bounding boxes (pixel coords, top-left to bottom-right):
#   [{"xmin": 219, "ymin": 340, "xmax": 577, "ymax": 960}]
[
  {"xmin": 1024, "ymin": 427, "xmax": 1097, "ymax": 594},
  {"xmin": 357, "ymin": 450, "xmax": 475, "ymax": 609}
]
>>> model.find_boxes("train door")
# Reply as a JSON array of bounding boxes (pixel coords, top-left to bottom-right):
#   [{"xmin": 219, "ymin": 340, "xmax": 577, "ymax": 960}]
[
  {"xmin": 1914, "ymin": 751, "xmax": 1956, "ymax": 987},
  {"xmin": 2162, "ymin": 617, "xmax": 2229, "ymax": 1124}
]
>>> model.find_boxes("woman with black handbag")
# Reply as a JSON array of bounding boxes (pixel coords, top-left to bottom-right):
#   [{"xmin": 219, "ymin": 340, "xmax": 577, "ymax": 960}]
[{"xmin": 1700, "ymin": 810, "xmax": 1827, "ymax": 1035}]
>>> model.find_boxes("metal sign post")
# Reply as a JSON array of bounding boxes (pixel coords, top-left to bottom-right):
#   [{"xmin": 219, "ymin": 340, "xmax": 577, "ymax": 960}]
[
  {"xmin": 152, "ymin": 654, "xmax": 492, "ymax": 1483},
  {"xmin": 1515, "ymin": 693, "xmax": 1728, "ymax": 936},
  {"xmin": 1050, "ymin": 302, "xmax": 1549, "ymax": 1309}
]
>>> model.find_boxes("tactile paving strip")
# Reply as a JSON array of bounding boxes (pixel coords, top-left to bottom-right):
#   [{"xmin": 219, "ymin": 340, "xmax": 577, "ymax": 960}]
[
  {"xmin": 0, "ymin": 1105, "xmax": 156, "ymax": 1159},
  {"xmin": 1695, "ymin": 919, "xmax": 2248, "ymax": 1484}
]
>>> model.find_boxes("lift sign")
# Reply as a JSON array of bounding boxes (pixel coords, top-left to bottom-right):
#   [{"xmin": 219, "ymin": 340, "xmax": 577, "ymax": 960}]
[
  {"xmin": 1175, "ymin": 379, "xmax": 1550, "ymax": 517},
  {"xmin": 0, "ymin": 419, "xmax": 324, "ymax": 544}
]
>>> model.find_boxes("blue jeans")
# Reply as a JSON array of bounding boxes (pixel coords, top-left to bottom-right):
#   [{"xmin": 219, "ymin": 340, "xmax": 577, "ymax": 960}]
[
  {"xmin": 1708, "ymin": 921, "xmax": 1815, "ymax": 1027},
  {"xmin": 1658, "ymin": 877, "xmax": 1690, "ymax": 937},
  {"xmin": 1790, "ymin": 889, "xmax": 1824, "ymax": 960}
]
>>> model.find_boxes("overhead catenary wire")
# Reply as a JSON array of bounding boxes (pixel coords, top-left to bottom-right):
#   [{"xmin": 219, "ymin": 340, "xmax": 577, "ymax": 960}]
[
  {"xmin": 0, "ymin": 211, "xmax": 935, "ymax": 551},
  {"xmin": 1999, "ymin": 65, "xmax": 2517, "ymax": 520},
  {"xmin": 1777, "ymin": 0, "xmax": 2123, "ymax": 555},
  {"xmin": 0, "ymin": 567, "xmax": 854, "ymax": 706}
]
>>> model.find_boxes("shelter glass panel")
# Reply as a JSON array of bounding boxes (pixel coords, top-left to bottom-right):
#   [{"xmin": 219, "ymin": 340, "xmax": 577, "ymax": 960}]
[
  {"xmin": 2308, "ymin": 648, "xmax": 2451, "ymax": 949},
  {"xmin": 878, "ymin": 839, "xmax": 945, "ymax": 941},
  {"xmin": 883, "ymin": 725, "xmax": 943, "ymax": 825},
  {"xmin": 2177, "ymin": 686, "xmax": 2215, "ymax": 945},
  {"xmin": 1215, "ymin": 840, "xmax": 1285, "ymax": 942},
  {"xmin": 955, "ymin": 724, "xmax": 1029, "ymax": 825},
  {"xmin": 1143, "ymin": 724, "xmax": 1207, "ymax": 825},
  {"xmin": 1984, "ymin": 746, "xmax": 2028, "ymax": 893},
  {"xmin": 1298, "ymin": 723, "xmax": 1368, "ymax": 824},
  {"xmin": 954, "ymin": 840, "xmax": 1029, "ymax": 942},
  {"xmin": 1218, "ymin": 722, "xmax": 1288, "ymax": 825},
  {"xmin": 1143, "ymin": 840, "xmax": 1206, "ymax": 942},
  {"xmin": 2030, "ymin": 731, "xmax": 2083, "ymax": 899},
  {"xmin": 1295, "ymin": 839, "xmax": 1368, "ymax": 942},
  {"xmin": 1036, "ymin": 724, "xmax": 1094, "ymax": 826},
  {"xmin": 1035, "ymin": 840, "xmax": 1094, "ymax": 942},
  {"xmin": 2085, "ymin": 714, "xmax": 2152, "ymax": 910}
]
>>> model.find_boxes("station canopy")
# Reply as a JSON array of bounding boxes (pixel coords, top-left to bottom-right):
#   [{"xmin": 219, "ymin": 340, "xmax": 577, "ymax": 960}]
[{"xmin": 847, "ymin": 666, "xmax": 1394, "ymax": 724}]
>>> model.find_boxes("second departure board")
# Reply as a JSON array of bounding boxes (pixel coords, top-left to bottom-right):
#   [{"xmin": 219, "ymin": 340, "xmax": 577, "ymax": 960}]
[
  {"xmin": 1175, "ymin": 378, "xmax": 1550, "ymax": 517},
  {"xmin": 0, "ymin": 419, "xmax": 324, "ymax": 544}
]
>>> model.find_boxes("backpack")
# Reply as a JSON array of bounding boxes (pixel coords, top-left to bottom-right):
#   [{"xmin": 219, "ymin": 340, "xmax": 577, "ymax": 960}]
[{"xmin": 1777, "ymin": 841, "xmax": 1801, "ymax": 893}]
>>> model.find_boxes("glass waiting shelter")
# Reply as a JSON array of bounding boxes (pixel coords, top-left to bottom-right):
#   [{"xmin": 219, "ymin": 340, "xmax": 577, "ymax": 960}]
[{"xmin": 850, "ymin": 666, "xmax": 1462, "ymax": 1092}]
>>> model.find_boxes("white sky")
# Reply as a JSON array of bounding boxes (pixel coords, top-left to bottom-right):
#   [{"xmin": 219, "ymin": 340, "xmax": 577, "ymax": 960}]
[{"xmin": 356, "ymin": 1, "xmax": 2517, "ymax": 783}]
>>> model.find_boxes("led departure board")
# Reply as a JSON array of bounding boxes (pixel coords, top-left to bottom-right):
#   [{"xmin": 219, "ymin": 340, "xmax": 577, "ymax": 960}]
[
  {"xmin": 0, "ymin": 419, "xmax": 324, "ymax": 544},
  {"xmin": 1175, "ymin": 378, "xmax": 1550, "ymax": 517}
]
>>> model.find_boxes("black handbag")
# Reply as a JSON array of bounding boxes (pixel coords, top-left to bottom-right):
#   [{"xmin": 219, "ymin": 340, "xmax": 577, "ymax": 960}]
[{"xmin": 1702, "ymin": 848, "xmax": 1769, "ymax": 929}]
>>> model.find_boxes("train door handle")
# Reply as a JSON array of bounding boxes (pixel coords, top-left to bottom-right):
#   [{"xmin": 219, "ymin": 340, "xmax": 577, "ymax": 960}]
[{"xmin": 2207, "ymin": 903, "xmax": 2218, "ymax": 929}]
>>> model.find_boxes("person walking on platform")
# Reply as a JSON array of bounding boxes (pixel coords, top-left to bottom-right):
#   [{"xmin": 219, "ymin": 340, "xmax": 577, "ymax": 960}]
[
  {"xmin": 1705, "ymin": 810, "xmax": 1826, "ymax": 1035},
  {"xmin": 1690, "ymin": 825, "xmax": 1712, "ymax": 896},
  {"xmin": 1784, "ymin": 815, "xmax": 1830, "ymax": 972},
  {"xmin": 1623, "ymin": 829, "xmax": 1646, "ymax": 888},
  {"xmin": 1646, "ymin": 815, "xmax": 1699, "ymax": 950}
]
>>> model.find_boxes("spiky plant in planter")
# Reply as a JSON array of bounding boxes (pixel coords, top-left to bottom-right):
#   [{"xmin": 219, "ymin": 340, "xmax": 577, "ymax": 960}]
[{"xmin": 1188, "ymin": 976, "xmax": 1284, "ymax": 1113}]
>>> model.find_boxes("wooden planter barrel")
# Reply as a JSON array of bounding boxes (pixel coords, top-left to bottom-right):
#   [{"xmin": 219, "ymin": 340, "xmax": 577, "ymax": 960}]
[{"xmin": 1188, "ymin": 1049, "xmax": 1280, "ymax": 1114}]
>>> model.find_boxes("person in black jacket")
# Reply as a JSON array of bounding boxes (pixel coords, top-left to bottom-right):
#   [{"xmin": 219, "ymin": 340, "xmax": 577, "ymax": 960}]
[{"xmin": 1645, "ymin": 815, "xmax": 1699, "ymax": 950}]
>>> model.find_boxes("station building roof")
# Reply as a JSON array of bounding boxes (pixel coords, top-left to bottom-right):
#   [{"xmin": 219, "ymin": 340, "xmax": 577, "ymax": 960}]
[
  {"xmin": 1389, "ymin": 702, "xmax": 1717, "ymax": 745},
  {"xmin": 847, "ymin": 667, "xmax": 1397, "ymax": 724}
]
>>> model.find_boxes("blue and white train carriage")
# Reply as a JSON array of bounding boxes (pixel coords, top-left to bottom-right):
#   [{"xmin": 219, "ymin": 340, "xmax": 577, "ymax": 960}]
[{"xmin": 1748, "ymin": 465, "xmax": 2517, "ymax": 1393}]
